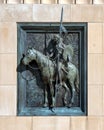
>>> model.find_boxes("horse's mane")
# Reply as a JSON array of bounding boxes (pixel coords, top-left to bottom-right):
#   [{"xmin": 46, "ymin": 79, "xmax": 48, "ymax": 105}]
[{"xmin": 32, "ymin": 48, "xmax": 53, "ymax": 67}]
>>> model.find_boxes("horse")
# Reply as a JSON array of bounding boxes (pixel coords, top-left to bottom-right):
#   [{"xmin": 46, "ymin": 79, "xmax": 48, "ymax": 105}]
[{"xmin": 22, "ymin": 47, "xmax": 79, "ymax": 107}]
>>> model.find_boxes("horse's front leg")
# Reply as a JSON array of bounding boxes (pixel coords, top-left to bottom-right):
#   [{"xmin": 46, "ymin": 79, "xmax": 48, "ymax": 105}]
[
  {"xmin": 50, "ymin": 80, "xmax": 55, "ymax": 108},
  {"xmin": 43, "ymin": 85, "xmax": 48, "ymax": 107}
]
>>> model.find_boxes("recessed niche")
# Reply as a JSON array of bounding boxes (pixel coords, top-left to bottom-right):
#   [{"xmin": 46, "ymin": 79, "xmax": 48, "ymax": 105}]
[{"xmin": 17, "ymin": 23, "xmax": 87, "ymax": 116}]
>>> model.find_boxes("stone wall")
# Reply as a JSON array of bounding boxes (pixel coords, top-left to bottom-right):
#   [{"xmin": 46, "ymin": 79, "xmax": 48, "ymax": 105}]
[
  {"xmin": 0, "ymin": 0, "xmax": 104, "ymax": 4},
  {"xmin": 0, "ymin": 4, "xmax": 104, "ymax": 130}
]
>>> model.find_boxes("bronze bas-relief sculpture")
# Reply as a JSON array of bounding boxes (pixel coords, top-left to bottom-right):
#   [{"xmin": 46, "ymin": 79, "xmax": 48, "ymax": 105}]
[{"xmin": 22, "ymin": 34, "xmax": 79, "ymax": 108}]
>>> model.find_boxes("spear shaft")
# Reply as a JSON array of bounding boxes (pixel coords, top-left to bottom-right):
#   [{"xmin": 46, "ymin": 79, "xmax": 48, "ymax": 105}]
[
  {"xmin": 59, "ymin": 7, "xmax": 63, "ymax": 37},
  {"xmin": 56, "ymin": 7, "xmax": 63, "ymax": 86},
  {"xmin": 55, "ymin": 7, "xmax": 64, "ymax": 106}
]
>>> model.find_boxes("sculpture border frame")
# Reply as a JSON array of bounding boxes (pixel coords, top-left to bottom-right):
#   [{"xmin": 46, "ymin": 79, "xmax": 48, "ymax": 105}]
[{"xmin": 17, "ymin": 23, "xmax": 88, "ymax": 116}]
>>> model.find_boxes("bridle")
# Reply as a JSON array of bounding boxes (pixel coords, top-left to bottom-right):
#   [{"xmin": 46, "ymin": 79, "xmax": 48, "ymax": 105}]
[{"xmin": 21, "ymin": 50, "xmax": 40, "ymax": 81}]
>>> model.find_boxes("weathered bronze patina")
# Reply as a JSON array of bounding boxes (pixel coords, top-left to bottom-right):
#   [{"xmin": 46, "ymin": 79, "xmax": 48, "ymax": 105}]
[
  {"xmin": 22, "ymin": 34, "xmax": 79, "ymax": 108},
  {"xmin": 17, "ymin": 22, "xmax": 87, "ymax": 116}
]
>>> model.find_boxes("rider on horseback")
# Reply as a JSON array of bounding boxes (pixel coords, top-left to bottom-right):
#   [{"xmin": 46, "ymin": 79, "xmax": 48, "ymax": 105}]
[{"xmin": 46, "ymin": 34, "xmax": 66, "ymax": 86}]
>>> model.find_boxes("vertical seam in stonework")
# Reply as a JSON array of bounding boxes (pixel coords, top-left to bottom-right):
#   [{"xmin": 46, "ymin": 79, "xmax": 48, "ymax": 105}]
[
  {"xmin": 85, "ymin": 117, "xmax": 87, "ymax": 130},
  {"xmin": 31, "ymin": 117, "xmax": 33, "ymax": 130},
  {"xmin": 69, "ymin": 117, "xmax": 71, "ymax": 130},
  {"xmin": 86, "ymin": 116, "xmax": 88, "ymax": 130},
  {"xmin": 102, "ymin": 23, "xmax": 103, "ymax": 54},
  {"xmin": 102, "ymin": 85, "xmax": 103, "ymax": 116},
  {"xmin": 70, "ymin": 117, "xmax": 72, "ymax": 130}
]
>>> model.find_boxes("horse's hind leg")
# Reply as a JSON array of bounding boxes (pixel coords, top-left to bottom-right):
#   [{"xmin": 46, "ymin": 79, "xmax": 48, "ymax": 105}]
[
  {"xmin": 69, "ymin": 82, "xmax": 76, "ymax": 107},
  {"xmin": 43, "ymin": 86, "xmax": 48, "ymax": 107},
  {"xmin": 62, "ymin": 82, "xmax": 70, "ymax": 106}
]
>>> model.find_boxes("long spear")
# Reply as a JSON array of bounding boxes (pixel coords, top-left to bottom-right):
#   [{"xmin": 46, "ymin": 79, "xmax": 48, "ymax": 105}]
[
  {"xmin": 59, "ymin": 7, "xmax": 63, "ymax": 37},
  {"xmin": 57, "ymin": 7, "xmax": 64, "ymax": 84},
  {"xmin": 55, "ymin": 7, "xmax": 64, "ymax": 107},
  {"xmin": 58, "ymin": 7, "xmax": 67, "ymax": 80}
]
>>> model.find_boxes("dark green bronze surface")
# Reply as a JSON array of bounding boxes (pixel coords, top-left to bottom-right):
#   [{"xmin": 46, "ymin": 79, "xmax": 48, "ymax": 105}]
[{"xmin": 17, "ymin": 23, "xmax": 87, "ymax": 116}]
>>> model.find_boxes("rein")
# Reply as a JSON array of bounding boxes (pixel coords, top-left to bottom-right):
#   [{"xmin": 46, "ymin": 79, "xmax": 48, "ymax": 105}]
[
  {"xmin": 28, "ymin": 64, "xmax": 40, "ymax": 70},
  {"xmin": 21, "ymin": 64, "xmax": 40, "ymax": 82},
  {"xmin": 21, "ymin": 50, "xmax": 41, "ymax": 81}
]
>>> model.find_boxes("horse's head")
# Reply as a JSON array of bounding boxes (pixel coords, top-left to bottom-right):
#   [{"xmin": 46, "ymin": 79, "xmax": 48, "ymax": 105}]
[{"xmin": 22, "ymin": 47, "xmax": 36, "ymax": 65}]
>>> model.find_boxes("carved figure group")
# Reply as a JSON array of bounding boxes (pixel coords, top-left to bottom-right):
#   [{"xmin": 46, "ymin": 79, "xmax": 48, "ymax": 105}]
[{"xmin": 22, "ymin": 34, "xmax": 79, "ymax": 108}]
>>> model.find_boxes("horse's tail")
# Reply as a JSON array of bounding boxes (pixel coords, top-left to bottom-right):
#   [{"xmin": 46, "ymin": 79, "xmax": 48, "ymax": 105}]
[{"xmin": 75, "ymin": 69, "xmax": 79, "ymax": 93}]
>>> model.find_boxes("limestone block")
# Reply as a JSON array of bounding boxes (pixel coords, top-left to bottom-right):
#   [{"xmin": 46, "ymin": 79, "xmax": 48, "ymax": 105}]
[
  {"xmin": 0, "ymin": 54, "xmax": 17, "ymax": 85},
  {"xmin": 88, "ymin": 23, "xmax": 103, "ymax": 53},
  {"xmin": 71, "ymin": 5, "xmax": 103, "ymax": 22},
  {"xmin": 0, "ymin": 86, "xmax": 16, "ymax": 115},
  {"xmin": 88, "ymin": 85, "xmax": 103, "ymax": 116},
  {"xmin": 88, "ymin": 54, "xmax": 103, "ymax": 84},
  {"xmin": 33, "ymin": 4, "xmax": 71, "ymax": 22}
]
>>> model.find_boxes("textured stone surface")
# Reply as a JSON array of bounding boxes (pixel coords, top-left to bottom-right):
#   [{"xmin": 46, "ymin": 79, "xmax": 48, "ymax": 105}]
[
  {"xmin": 88, "ymin": 23, "xmax": 103, "ymax": 53},
  {"xmin": 0, "ymin": 4, "xmax": 33, "ymax": 22},
  {"xmin": 76, "ymin": 0, "xmax": 92, "ymax": 4},
  {"xmin": 33, "ymin": 4, "xmax": 71, "ymax": 22},
  {"xmin": 7, "ymin": 0, "xmax": 21, "ymax": 3},
  {"xmin": 88, "ymin": 54, "xmax": 103, "ymax": 84},
  {"xmin": 0, "ymin": 86, "xmax": 16, "ymax": 115},
  {"xmin": 93, "ymin": 0, "xmax": 104, "ymax": 4},
  {"xmin": 59, "ymin": 0, "xmax": 75, "ymax": 4},
  {"xmin": 0, "ymin": 117, "xmax": 32, "ymax": 130},
  {"xmin": 103, "ymin": 24, "xmax": 104, "ymax": 53},
  {"xmin": 41, "ymin": 0, "xmax": 57, "ymax": 4},
  {"xmin": 71, "ymin": 5, "xmax": 103, "ymax": 22},
  {"xmin": 0, "ymin": 22, "xmax": 17, "ymax": 53},
  {"xmin": 0, "ymin": 0, "xmax": 4, "ymax": 3},
  {"xmin": 87, "ymin": 117, "xmax": 102, "ymax": 130},
  {"xmin": 0, "ymin": 54, "xmax": 17, "ymax": 85},
  {"xmin": 103, "ymin": 85, "xmax": 104, "ymax": 115},
  {"xmin": 33, "ymin": 117, "xmax": 70, "ymax": 130},
  {"xmin": 24, "ymin": 0, "xmax": 40, "ymax": 3},
  {"xmin": 88, "ymin": 85, "xmax": 103, "ymax": 116},
  {"xmin": 71, "ymin": 117, "xmax": 86, "ymax": 130}
]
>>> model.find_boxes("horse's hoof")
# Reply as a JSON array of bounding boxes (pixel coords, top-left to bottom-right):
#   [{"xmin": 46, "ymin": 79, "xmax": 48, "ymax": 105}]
[
  {"xmin": 50, "ymin": 105, "xmax": 55, "ymax": 108},
  {"xmin": 68, "ymin": 103, "xmax": 72, "ymax": 108},
  {"xmin": 50, "ymin": 107, "xmax": 56, "ymax": 113},
  {"xmin": 64, "ymin": 104, "xmax": 68, "ymax": 107},
  {"xmin": 43, "ymin": 104, "xmax": 48, "ymax": 108}
]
